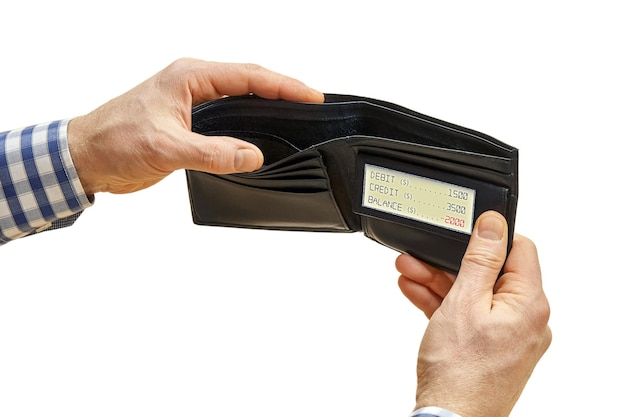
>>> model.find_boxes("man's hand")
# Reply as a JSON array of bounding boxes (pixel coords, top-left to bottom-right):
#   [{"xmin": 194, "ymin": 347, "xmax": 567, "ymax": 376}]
[
  {"xmin": 397, "ymin": 211, "xmax": 552, "ymax": 417},
  {"xmin": 67, "ymin": 58, "xmax": 324, "ymax": 195}
]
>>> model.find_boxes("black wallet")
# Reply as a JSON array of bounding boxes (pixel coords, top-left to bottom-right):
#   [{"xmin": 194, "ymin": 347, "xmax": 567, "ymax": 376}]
[{"xmin": 186, "ymin": 94, "xmax": 518, "ymax": 273}]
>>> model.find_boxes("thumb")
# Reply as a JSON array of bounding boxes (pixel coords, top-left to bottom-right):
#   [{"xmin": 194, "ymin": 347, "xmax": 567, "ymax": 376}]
[
  {"xmin": 448, "ymin": 211, "xmax": 509, "ymax": 306},
  {"xmin": 177, "ymin": 131, "xmax": 264, "ymax": 174}
]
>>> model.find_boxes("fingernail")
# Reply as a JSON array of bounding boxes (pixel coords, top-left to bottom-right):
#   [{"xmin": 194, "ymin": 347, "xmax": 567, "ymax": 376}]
[
  {"xmin": 235, "ymin": 149, "xmax": 260, "ymax": 172},
  {"xmin": 477, "ymin": 214, "xmax": 505, "ymax": 241}
]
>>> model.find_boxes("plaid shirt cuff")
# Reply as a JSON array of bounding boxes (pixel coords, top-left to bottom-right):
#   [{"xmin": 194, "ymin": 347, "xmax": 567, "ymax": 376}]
[
  {"xmin": 0, "ymin": 119, "xmax": 92, "ymax": 244},
  {"xmin": 410, "ymin": 406, "xmax": 463, "ymax": 417}
]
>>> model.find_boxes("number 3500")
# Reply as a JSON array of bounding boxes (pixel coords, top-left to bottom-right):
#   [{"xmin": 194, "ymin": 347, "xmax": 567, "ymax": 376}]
[{"xmin": 447, "ymin": 202, "xmax": 466, "ymax": 214}]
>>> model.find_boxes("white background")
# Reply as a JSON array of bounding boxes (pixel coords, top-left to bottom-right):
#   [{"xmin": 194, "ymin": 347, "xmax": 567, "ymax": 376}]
[{"xmin": 1, "ymin": 2, "xmax": 624, "ymax": 416}]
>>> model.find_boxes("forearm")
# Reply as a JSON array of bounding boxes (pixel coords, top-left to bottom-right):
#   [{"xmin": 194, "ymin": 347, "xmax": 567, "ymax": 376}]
[{"xmin": 0, "ymin": 119, "xmax": 92, "ymax": 244}]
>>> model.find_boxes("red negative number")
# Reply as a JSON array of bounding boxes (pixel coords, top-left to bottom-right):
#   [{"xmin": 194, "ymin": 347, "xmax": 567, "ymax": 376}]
[{"xmin": 444, "ymin": 215, "xmax": 465, "ymax": 228}]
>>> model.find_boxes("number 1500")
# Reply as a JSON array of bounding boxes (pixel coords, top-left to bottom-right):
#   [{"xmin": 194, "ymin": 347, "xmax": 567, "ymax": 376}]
[{"xmin": 449, "ymin": 189, "xmax": 469, "ymax": 200}]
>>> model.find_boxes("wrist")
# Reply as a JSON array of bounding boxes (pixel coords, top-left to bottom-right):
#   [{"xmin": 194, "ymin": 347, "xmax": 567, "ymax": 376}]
[{"xmin": 67, "ymin": 115, "xmax": 99, "ymax": 196}]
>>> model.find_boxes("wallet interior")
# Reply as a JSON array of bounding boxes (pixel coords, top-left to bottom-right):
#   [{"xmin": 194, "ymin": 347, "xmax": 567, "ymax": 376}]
[{"xmin": 186, "ymin": 94, "xmax": 518, "ymax": 273}]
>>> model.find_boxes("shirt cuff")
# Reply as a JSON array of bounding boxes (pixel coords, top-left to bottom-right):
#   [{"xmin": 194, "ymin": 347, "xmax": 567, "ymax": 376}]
[
  {"xmin": 410, "ymin": 406, "xmax": 463, "ymax": 417},
  {"xmin": 0, "ymin": 119, "xmax": 93, "ymax": 244}
]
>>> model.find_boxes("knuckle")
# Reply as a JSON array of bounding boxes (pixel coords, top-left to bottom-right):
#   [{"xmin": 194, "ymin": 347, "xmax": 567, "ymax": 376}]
[
  {"xmin": 543, "ymin": 326, "xmax": 553, "ymax": 350},
  {"xmin": 242, "ymin": 62, "xmax": 264, "ymax": 72},
  {"xmin": 461, "ymin": 247, "xmax": 504, "ymax": 272},
  {"xmin": 509, "ymin": 296, "xmax": 552, "ymax": 352},
  {"xmin": 200, "ymin": 142, "xmax": 232, "ymax": 173},
  {"xmin": 161, "ymin": 57, "xmax": 205, "ymax": 81},
  {"xmin": 168, "ymin": 57, "xmax": 196, "ymax": 70},
  {"xmin": 514, "ymin": 234, "xmax": 539, "ymax": 256}
]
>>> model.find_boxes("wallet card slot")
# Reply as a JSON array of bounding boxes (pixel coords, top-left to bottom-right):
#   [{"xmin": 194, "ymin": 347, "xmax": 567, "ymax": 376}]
[
  {"xmin": 238, "ymin": 168, "xmax": 328, "ymax": 181},
  {"xmin": 227, "ymin": 149, "xmax": 330, "ymax": 192},
  {"xmin": 186, "ymin": 142, "xmax": 350, "ymax": 230},
  {"xmin": 186, "ymin": 171, "xmax": 349, "ymax": 231},
  {"xmin": 254, "ymin": 150, "xmax": 327, "ymax": 174},
  {"xmin": 217, "ymin": 176, "xmax": 329, "ymax": 193}
]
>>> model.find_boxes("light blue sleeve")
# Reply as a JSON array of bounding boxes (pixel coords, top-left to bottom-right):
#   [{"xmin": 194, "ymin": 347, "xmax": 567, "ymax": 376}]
[
  {"xmin": 410, "ymin": 406, "xmax": 463, "ymax": 417},
  {"xmin": 0, "ymin": 119, "xmax": 92, "ymax": 244}
]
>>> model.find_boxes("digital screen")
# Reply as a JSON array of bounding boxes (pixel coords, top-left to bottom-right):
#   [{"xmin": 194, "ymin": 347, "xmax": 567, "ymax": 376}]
[{"xmin": 362, "ymin": 164, "xmax": 476, "ymax": 234}]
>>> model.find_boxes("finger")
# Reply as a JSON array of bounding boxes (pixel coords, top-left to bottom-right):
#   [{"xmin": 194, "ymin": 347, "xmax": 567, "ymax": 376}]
[
  {"xmin": 395, "ymin": 253, "xmax": 455, "ymax": 300},
  {"xmin": 176, "ymin": 59, "xmax": 325, "ymax": 105},
  {"xmin": 447, "ymin": 211, "xmax": 508, "ymax": 308},
  {"xmin": 494, "ymin": 234, "xmax": 552, "ymax": 354},
  {"xmin": 494, "ymin": 234, "xmax": 549, "ymax": 322},
  {"xmin": 506, "ymin": 234, "xmax": 541, "ymax": 280},
  {"xmin": 172, "ymin": 132, "xmax": 264, "ymax": 174},
  {"xmin": 398, "ymin": 276, "xmax": 442, "ymax": 318},
  {"xmin": 210, "ymin": 62, "xmax": 325, "ymax": 102},
  {"xmin": 494, "ymin": 234, "xmax": 542, "ymax": 293}
]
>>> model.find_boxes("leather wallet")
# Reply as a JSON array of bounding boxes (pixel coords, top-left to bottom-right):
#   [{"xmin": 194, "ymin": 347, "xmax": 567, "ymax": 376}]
[{"xmin": 186, "ymin": 94, "xmax": 518, "ymax": 273}]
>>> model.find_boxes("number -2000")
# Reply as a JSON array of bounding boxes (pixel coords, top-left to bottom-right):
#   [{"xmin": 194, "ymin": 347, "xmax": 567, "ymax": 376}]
[{"xmin": 444, "ymin": 215, "xmax": 465, "ymax": 228}]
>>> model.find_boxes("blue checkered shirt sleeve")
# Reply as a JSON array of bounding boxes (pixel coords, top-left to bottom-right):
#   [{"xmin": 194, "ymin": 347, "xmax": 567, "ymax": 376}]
[
  {"xmin": 410, "ymin": 407, "xmax": 463, "ymax": 417},
  {"xmin": 0, "ymin": 119, "xmax": 93, "ymax": 245}
]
